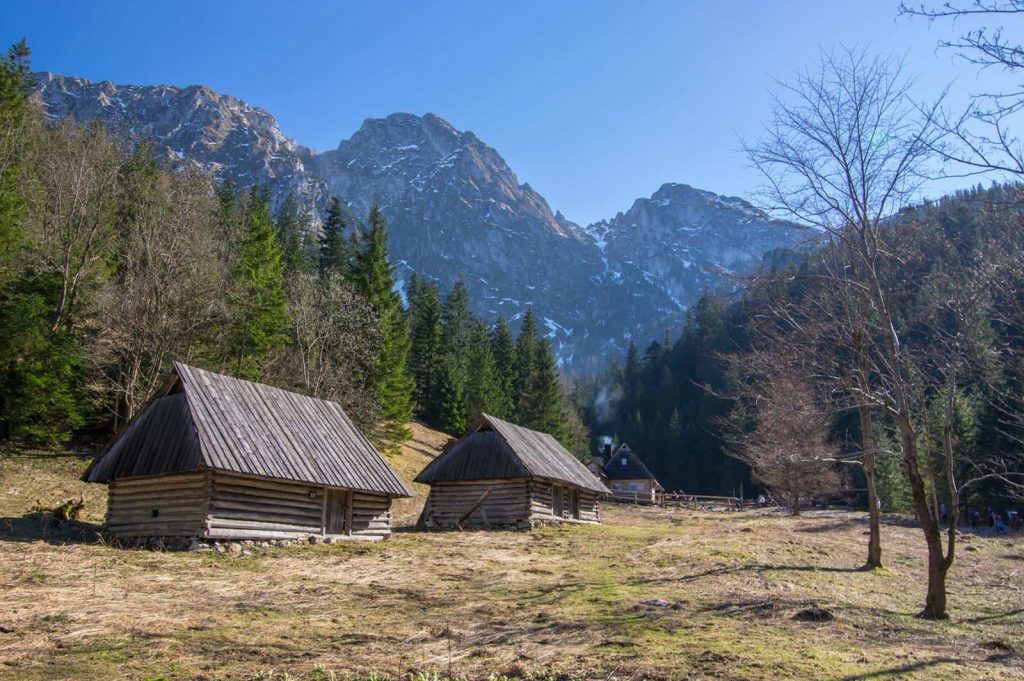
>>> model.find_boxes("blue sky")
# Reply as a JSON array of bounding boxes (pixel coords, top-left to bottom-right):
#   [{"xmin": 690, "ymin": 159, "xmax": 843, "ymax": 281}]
[{"xmin": 2, "ymin": 1, "xmax": 1016, "ymax": 225}]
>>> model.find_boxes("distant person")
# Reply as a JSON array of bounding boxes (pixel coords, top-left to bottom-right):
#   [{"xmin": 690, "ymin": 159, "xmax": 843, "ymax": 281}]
[
  {"xmin": 1006, "ymin": 509, "xmax": 1020, "ymax": 531},
  {"xmin": 940, "ymin": 503, "xmax": 948, "ymax": 528},
  {"xmin": 757, "ymin": 494, "xmax": 766, "ymax": 507},
  {"xmin": 970, "ymin": 508, "xmax": 981, "ymax": 531},
  {"xmin": 995, "ymin": 514, "xmax": 1008, "ymax": 534}
]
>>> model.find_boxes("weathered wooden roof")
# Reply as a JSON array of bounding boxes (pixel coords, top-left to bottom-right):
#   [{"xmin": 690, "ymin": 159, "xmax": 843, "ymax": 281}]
[
  {"xmin": 605, "ymin": 444, "xmax": 663, "ymax": 490},
  {"xmin": 84, "ymin": 363, "xmax": 413, "ymax": 497},
  {"xmin": 415, "ymin": 413, "xmax": 609, "ymax": 494}
]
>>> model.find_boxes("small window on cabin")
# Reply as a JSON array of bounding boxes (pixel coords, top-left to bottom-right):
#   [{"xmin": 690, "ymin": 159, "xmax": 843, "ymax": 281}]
[
  {"xmin": 621, "ymin": 457, "xmax": 628, "ymax": 466},
  {"xmin": 151, "ymin": 509, "xmax": 159, "ymax": 518},
  {"xmin": 628, "ymin": 483, "xmax": 638, "ymax": 491},
  {"xmin": 611, "ymin": 483, "xmax": 620, "ymax": 490}
]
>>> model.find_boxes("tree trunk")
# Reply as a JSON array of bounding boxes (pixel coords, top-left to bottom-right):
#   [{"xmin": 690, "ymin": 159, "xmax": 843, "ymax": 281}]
[
  {"xmin": 897, "ymin": 418, "xmax": 949, "ymax": 619},
  {"xmin": 923, "ymin": 532, "xmax": 949, "ymax": 619},
  {"xmin": 860, "ymin": 406, "xmax": 883, "ymax": 570}
]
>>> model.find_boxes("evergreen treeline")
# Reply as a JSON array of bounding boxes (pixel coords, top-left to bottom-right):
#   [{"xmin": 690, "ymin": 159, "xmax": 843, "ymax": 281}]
[
  {"xmin": 573, "ymin": 292, "xmax": 750, "ymax": 496},
  {"xmin": 0, "ymin": 42, "xmax": 419, "ymax": 449},
  {"xmin": 578, "ymin": 182, "xmax": 1024, "ymax": 511},
  {"xmin": 406, "ymin": 278, "xmax": 589, "ymax": 458},
  {"xmin": 0, "ymin": 41, "xmax": 590, "ymax": 458}
]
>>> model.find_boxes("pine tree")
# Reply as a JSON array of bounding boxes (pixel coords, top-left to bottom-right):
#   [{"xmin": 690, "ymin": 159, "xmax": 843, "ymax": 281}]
[
  {"xmin": 0, "ymin": 39, "xmax": 29, "ymax": 292},
  {"xmin": 524, "ymin": 338, "xmax": 566, "ymax": 439},
  {"xmin": 463, "ymin": 319, "xmax": 502, "ymax": 423},
  {"xmin": 489, "ymin": 316, "xmax": 516, "ymax": 418},
  {"xmin": 231, "ymin": 189, "xmax": 289, "ymax": 380},
  {"xmin": 348, "ymin": 204, "xmax": 413, "ymax": 448},
  {"xmin": 435, "ymin": 356, "xmax": 467, "ymax": 435},
  {"xmin": 408, "ymin": 275, "xmax": 443, "ymax": 415},
  {"xmin": 441, "ymin": 277, "xmax": 472, "ymax": 384},
  {"xmin": 0, "ymin": 40, "xmax": 84, "ymax": 444},
  {"xmin": 513, "ymin": 308, "xmax": 539, "ymax": 420},
  {"xmin": 319, "ymin": 196, "xmax": 348, "ymax": 276},
  {"xmin": 275, "ymin": 193, "xmax": 313, "ymax": 277}
]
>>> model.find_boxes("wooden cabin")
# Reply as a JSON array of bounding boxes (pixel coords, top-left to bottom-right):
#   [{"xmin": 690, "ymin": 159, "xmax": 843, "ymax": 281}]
[
  {"xmin": 604, "ymin": 443, "xmax": 664, "ymax": 504},
  {"xmin": 414, "ymin": 413, "xmax": 610, "ymax": 529},
  {"xmin": 83, "ymin": 363, "xmax": 412, "ymax": 545}
]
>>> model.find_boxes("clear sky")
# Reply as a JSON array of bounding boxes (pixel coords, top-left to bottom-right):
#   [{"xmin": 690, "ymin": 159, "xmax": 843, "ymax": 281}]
[{"xmin": 2, "ymin": 1, "xmax": 1015, "ymax": 225}]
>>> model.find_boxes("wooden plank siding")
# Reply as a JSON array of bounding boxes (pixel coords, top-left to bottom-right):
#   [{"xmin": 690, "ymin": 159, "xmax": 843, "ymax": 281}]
[
  {"xmin": 106, "ymin": 470, "xmax": 395, "ymax": 542},
  {"xmin": 350, "ymin": 492, "xmax": 393, "ymax": 539},
  {"xmin": 422, "ymin": 478, "xmax": 601, "ymax": 529},
  {"xmin": 106, "ymin": 471, "xmax": 210, "ymax": 538},
  {"xmin": 527, "ymin": 480, "xmax": 600, "ymax": 524},
  {"xmin": 422, "ymin": 479, "xmax": 532, "ymax": 529},
  {"xmin": 205, "ymin": 471, "xmax": 324, "ymax": 540}
]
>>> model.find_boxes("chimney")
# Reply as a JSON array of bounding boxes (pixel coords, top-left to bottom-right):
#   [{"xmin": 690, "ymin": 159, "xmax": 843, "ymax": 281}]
[{"xmin": 595, "ymin": 436, "xmax": 613, "ymax": 466}]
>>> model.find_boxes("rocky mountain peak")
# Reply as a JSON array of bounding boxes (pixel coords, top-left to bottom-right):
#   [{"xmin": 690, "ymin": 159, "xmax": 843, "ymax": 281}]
[{"xmin": 31, "ymin": 72, "xmax": 802, "ymax": 369}]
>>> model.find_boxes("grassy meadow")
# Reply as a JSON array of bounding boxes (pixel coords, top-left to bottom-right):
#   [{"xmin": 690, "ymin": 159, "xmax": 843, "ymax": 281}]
[{"xmin": 1, "ymin": 423, "xmax": 1022, "ymax": 680}]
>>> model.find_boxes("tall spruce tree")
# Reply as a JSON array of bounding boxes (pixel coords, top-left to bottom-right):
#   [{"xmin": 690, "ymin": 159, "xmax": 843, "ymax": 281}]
[
  {"xmin": 435, "ymin": 356, "xmax": 467, "ymax": 435},
  {"xmin": 513, "ymin": 308, "xmax": 539, "ymax": 420},
  {"xmin": 524, "ymin": 337, "xmax": 566, "ymax": 439},
  {"xmin": 441, "ymin": 277, "xmax": 472, "ymax": 384},
  {"xmin": 275, "ymin": 193, "xmax": 312, "ymax": 277},
  {"xmin": 407, "ymin": 274, "xmax": 443, "ymax": 415},
  {"xmin": 319, "ymin": 196, "xmax": 348, "ymax": 276},
  {"xmin": 230, "ymin": 189, "xmax": 289, "ymax": 380},
  {"xmin": 489, "ymin": 315, "xmax": 517, "ymax": 418},
  {"xmin": 463, "ymin": 319, "xmax": 502, "ymax": 423},
  {"xmin": 348, "ymin": 204, "xmax": 413, "ymax": 448},
  {"xmin": 0, "ymin": 40, "xmax": 85, "ymax": 444}
]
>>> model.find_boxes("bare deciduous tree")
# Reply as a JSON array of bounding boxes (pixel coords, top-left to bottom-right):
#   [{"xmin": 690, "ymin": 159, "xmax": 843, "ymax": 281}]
[
  {"xmin": 89, "ymin": 159, "xmax": 230, "ymax": 426},
  {"xmin": 743, "ymin": 47, "xmax": 970, "ymax": 618},
  {"xmin": 724, "ymin": 355, "xmax": 847, "ymax": 515},
  {"xmin": 25, "ymin": 121, "xmax": 121, "ymax": 335},
  {"xmin": 270, "ymin": 272, "xmax": 383, "ymax": 434},
  {"xmin": 902, "ymin": 1, "xmax": 1024, "ymax": 176}
]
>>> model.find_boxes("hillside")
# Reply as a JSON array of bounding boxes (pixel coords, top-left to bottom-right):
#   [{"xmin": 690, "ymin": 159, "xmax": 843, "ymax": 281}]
[
  {"xmin": 1, "ymin": 427, "xmax": 1022, "ymax": 680},
  {"xmin": 32, "ymin": 73, "xmax": 803, "ymax": 369}
]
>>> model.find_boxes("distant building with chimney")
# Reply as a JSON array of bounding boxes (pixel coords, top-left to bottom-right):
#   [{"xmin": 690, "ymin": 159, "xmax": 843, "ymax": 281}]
[{"xmin": 601, "ymin": 443, "xmax": 663, "ymax": 504}]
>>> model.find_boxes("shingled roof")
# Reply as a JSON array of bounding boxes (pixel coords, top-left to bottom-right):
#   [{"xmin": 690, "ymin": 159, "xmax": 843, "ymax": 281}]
[
  {"xmin": 604, "ymin": 444, "xmax": 663, "ymax": 490},
  {"xmin": 84, "ymin": 363, "xmax": 413, "ymax": 497},
  {"xmin": 415, "ymin": 413, "xmax": 609, "ymax": 494}
]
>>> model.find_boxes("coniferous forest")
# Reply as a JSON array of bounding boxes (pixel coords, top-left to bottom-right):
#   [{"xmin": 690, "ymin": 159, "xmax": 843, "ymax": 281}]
[{"xmin": 0, "ymin": 41, "xmax": 585, "ymax": 459}]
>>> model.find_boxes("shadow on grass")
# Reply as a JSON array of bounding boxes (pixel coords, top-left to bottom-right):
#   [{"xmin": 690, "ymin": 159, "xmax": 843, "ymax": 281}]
[
  {"xmin": 836, "ymin": 657, "xmax": 971, "ymax": 680},
  {"xmin": 0, "ymin": 513, "xmax": 103, "ymax": 545},
  {"xmin": 965, "ymin": 607, "xmax": 1024, "ymax": 624},
  {"xmin": 630, "ymin": 561, "xmax": 863, "ymax": 588}
]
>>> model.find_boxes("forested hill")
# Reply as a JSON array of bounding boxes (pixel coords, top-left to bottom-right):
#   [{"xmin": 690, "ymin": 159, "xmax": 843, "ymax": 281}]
[
  {"xmin": 576, "ymin": 183, "xmax": 1024, "ymax": 502},
  {"xmin": 31, "ymin": 71, "xmax": 803, "ymax": 369}
]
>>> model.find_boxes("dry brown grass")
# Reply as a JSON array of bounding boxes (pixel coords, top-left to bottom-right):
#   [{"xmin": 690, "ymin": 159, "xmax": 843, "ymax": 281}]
[{"xmin": 1, "ymin": 427, "xmax": 1022, "ymax": 680}]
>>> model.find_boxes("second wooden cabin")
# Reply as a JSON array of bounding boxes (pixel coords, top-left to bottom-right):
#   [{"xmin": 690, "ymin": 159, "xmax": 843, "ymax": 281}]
[{"xmin": 415, "ymin": 413, "xmax": 610, "ymax": 529}]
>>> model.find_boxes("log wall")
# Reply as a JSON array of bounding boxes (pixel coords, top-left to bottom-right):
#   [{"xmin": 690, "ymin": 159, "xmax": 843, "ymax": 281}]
[
  {"xmin": 422, "ymin": 479, "xmax": 531, "ymax": 529},
  {"xmin": 350, "ymin": 492, "xmax": 393, "ymax": 539},
  {"xmin": 527, "ymin": 480, "xmax": 600, "ymax": 524},
  {"xmin": 106, "ymin": 470, "xmax": 395, "ymax": 542},
  {"xmin": 205, "ymin": 471, "xmax": 324, "ymax": 540},
  {"xmin": 106, "ymin": 471, "xmax": 210, "ymax": 538}
]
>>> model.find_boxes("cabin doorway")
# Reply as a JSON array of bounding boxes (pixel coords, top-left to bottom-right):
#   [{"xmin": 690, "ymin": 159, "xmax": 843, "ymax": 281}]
[
  {"xmin": 569, "ymin": 489, "xmax": 580, "ymax": 519},
  {"xmin": 324, "ymin": 488, "xmax": 351, "ymax": 535},
  {"xmin": 552, "ymin": 485, "xmax": 564, "ymax": 518}
]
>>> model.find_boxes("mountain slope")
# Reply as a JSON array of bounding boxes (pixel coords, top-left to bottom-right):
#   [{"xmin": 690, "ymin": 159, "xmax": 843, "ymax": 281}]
[{"xmin": 31, "ymin": 72, "xmax": 801, "ymax": 369}]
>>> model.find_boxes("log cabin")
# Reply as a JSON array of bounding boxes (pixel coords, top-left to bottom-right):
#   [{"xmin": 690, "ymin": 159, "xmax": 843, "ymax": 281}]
[
  {"xmin": 83, "ymin": 363, "xmax": 412, "ymax": 545},
  {"xmin": 604, "ymin": 443, "xmax": 664, "ymax": 504},
  {"xmin": 414, "ymin": 413, "xmax": 611, "ymax": 529}
]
